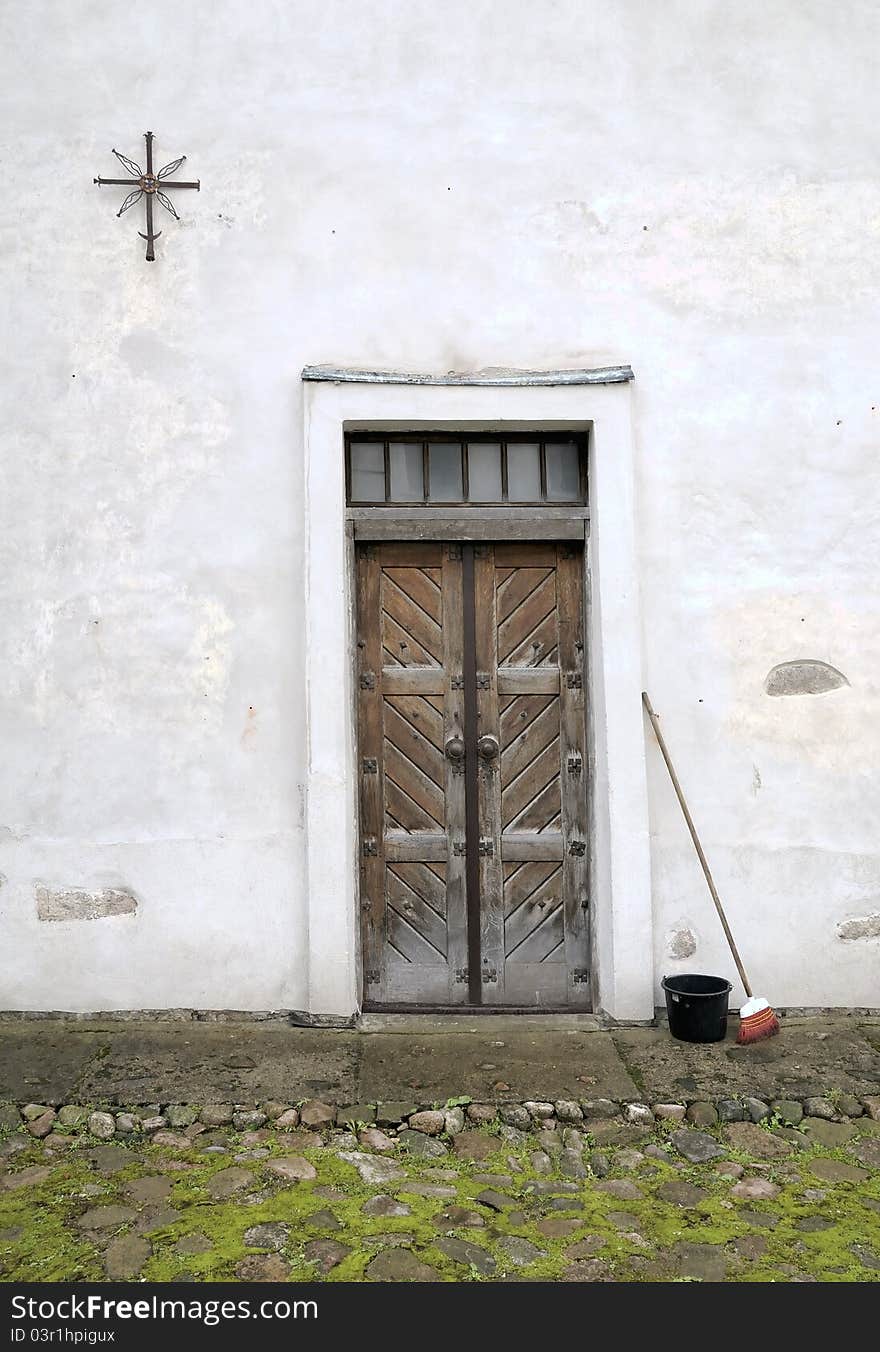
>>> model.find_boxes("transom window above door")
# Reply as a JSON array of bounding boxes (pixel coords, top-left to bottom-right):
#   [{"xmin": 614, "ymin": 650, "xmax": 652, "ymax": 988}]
[{"xmin": 346, "ymin": 433, "xmax": 587, "ymax": 506}]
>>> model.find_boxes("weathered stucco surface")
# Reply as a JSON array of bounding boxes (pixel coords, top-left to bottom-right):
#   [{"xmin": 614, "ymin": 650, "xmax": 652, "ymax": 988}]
[{"xmin": 1, "ymin": 1, "xmax": 878, "ymax": 1011}]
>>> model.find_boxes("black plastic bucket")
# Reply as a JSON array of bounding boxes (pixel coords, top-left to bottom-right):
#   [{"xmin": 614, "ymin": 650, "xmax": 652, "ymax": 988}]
[{"xmin": 661, "ymin": 973, "xmax": 733, "ymax": 1043}]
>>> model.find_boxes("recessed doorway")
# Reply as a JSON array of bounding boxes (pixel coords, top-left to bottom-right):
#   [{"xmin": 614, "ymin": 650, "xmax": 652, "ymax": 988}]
[{"xmin": 352, "ymin": 431, "xmax": 591, "ymax": 1010}]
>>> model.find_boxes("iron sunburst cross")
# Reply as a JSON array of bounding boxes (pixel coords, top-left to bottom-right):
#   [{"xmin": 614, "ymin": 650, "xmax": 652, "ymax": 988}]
[{"xmin": 94, "ymin": 131, "xmax": 200, "ymax": 261}]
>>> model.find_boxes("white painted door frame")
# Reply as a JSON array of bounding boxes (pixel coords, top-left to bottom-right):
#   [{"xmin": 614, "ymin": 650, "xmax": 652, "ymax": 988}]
[{"xmin": 302, "ymin": 367, "xmax": 653, "ymax": 1021}]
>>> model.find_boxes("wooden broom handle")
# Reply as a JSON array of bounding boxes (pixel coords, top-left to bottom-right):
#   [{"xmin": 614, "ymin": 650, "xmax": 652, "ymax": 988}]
[{"xmin": 642, "ymin": 691, "xmax": 752, "ymax": 998}]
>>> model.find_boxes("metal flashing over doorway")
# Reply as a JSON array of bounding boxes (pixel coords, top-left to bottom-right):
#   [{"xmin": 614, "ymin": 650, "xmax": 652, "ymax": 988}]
[{"xmin": 303, "ymin": 364, "xmax": 634, "ymax": 387}]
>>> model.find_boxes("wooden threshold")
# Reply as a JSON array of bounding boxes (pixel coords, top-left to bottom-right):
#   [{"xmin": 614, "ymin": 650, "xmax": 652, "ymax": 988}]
[{"xmin": 363, "ymin": 1003, "xmax": 593, "ymax": 1014}]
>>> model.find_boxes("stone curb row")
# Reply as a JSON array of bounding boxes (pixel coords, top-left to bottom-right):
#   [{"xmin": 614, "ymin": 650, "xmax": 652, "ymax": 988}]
[{"xmin": 4, "ymin": 1093, "xmax": 880, "ymax": 1143}]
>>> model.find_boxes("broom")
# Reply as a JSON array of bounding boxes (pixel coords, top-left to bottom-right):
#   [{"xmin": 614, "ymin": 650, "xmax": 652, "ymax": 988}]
[{"xmin": 642, "ymin": 692, "xmax": 780, "ymax": 1044}]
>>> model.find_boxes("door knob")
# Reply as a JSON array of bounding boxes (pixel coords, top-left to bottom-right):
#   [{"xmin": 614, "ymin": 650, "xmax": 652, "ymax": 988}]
[
  {"xmin": 477, "ymin": 734, "xmax": 499, "ymax": 760},
  {"xmin": 444, "ymin": 734, "xmax": 465, "ymax": 762}
]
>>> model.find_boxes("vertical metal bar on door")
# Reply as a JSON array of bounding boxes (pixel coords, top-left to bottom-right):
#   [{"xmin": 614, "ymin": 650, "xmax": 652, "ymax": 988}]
[{"xmin": 461, "ymin": 544, "xmax": 482, "ymax": 1005}]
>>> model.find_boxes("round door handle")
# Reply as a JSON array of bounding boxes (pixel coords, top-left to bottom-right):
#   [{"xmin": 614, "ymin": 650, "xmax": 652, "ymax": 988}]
[
  {"xmin": 477, "ymin": 734, "xmax": 499, "ymax": 760},
  {"xmin": 444, "ymin": 734, "xmax": 466, "ymax": 762}
]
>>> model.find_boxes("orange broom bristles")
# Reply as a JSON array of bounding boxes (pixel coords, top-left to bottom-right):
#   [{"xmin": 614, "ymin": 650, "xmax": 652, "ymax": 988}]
[{"xmin": 737, "ymin": 1001, "xmax": 780, "ymax": 1044}]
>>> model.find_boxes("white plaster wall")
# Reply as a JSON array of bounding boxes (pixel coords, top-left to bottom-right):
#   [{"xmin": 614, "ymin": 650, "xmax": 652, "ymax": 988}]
[{"xmin": 1, "ymin": 1, "xmax": 878, "ymax": 1010}]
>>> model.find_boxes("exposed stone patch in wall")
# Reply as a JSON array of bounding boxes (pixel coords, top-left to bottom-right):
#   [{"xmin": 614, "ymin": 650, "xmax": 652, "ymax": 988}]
[
  {"xmin": 837, "ymin": 913, "xmax": 880, "ymax": 942},
  {"xmin": 35, "ymin": 886, "xmax": 138, "ymax": 923},
  {"xmin": 718, "ymin": 597, "xmax": 876, "ymax": 773},
  {"xmin": 666, "ymin": 926, "xmax": 697, "ymax": 959},
  {"xmin": 765, "ymin": 660, "xmax": 849, "ymax": 697}
]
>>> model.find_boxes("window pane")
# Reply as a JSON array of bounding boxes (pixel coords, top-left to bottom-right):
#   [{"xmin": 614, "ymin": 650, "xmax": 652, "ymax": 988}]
[
  {"xmin": 545, "ymin": 442, "xmax": 581, "ymax": 501},
  {"xmin": 428, "ymin": 443, "xmax": 462, "ymax": 501},
  {"xmin": 507, "ymin": 443, "xmax": 541, "ymax": 500},
  {"xmin": 349, "ymin": 441, "xmax": 385, "ymax": 501},
  {"xmin": 467, "ymin": 443, "xmax": 502, "ymax": 500},
  {"xmin": 389, "ymin": 442, "xmax": 424, "ymax": 501}
]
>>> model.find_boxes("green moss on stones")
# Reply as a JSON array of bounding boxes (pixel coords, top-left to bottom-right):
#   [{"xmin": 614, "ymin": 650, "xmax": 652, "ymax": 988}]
[{"xmin": 1, "ymin": 1117, "xmax": 878, "ymax": 1283}]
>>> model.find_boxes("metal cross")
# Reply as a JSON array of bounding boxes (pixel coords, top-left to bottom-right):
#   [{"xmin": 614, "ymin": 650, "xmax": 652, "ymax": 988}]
[{"xmin": 94, "ymin": 131, "xmax": 200, "ymax": 261}]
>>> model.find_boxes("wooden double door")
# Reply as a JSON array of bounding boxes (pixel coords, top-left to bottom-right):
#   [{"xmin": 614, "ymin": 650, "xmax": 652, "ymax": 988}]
[{"xmin": 356, "ymin": 541, "xmax": 590, "ymax": 1008}]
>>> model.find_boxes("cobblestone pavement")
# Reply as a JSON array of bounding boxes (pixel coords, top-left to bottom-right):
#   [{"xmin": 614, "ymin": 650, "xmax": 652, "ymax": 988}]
[{"xmin": 2, "ymin": 1094, "xmax": 879, "ymax": 1282}]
